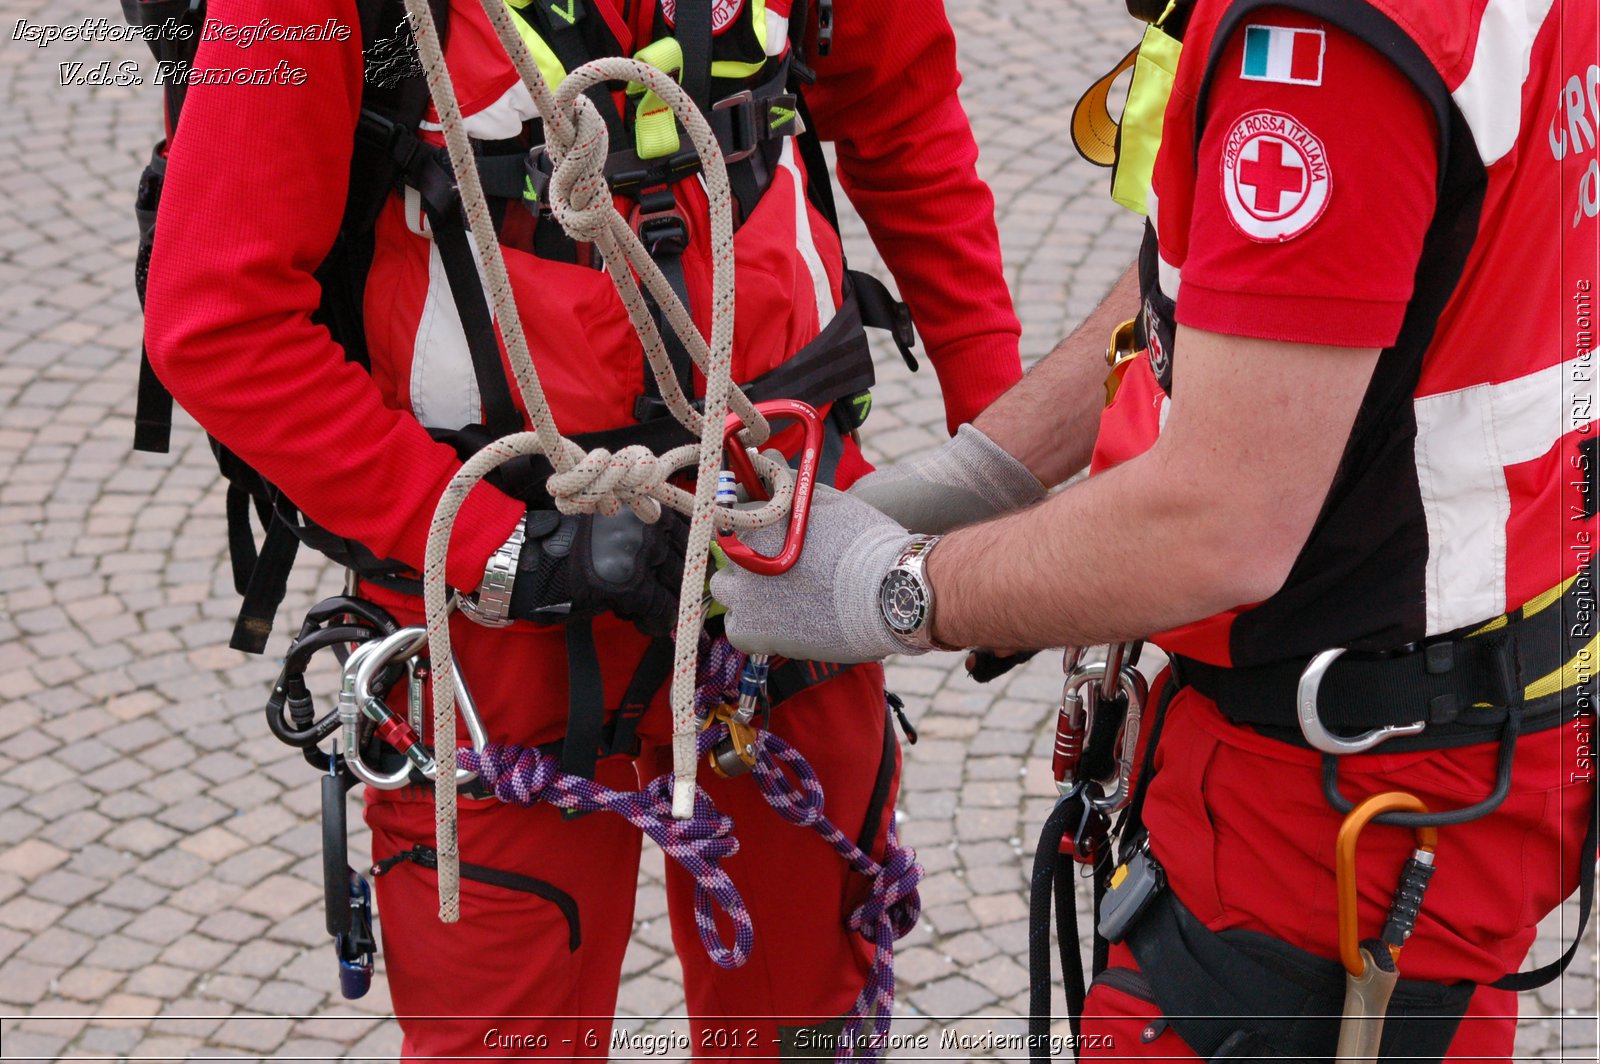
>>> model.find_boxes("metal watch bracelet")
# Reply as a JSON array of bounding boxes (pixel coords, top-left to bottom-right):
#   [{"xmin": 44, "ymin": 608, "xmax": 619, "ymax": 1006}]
[{"xmin": 459, "ymin": 519, "xmax": 526, "ymax": 628}]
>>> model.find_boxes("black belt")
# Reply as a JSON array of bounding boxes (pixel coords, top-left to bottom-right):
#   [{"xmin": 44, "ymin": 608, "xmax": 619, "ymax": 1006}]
[{"xmin": 1177, "ymin": 567, "xmax": 1595, "ymax": 752}]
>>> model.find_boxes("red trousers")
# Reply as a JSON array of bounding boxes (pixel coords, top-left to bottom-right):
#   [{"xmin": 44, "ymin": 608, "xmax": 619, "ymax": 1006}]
[
  {"xmin": 363, "ymin": 631, "xmax": 898, "ymax": 1063},
  {"xmin": 1080, "ymin": 684, "xmax": 1595, "ymax": 1059}
]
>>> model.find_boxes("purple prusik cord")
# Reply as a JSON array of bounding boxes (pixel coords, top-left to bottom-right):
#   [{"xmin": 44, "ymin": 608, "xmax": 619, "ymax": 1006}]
[{"xmin": 457, "ymin": 637, "xmax": 923, "ymax": 1063}]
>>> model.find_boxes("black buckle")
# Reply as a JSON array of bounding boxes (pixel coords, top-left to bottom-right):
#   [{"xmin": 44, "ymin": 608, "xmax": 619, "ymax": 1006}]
[
  {"xmin": 713, "ymin": 90, "xmax": 760, "ymax": 163},
  {"xmin": 817, "ymin": 0, "xmax": 834, "ymax": 56},
  {"xmin": 606, "ymin": 148, "xmax": 703, "ymax": 197},
  {"xmin": 632, "ymin": 186, "xmax": 689, "ymax": 256}
]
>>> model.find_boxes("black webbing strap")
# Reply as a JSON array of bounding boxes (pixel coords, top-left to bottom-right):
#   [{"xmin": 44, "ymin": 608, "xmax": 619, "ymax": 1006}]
[
  {"xmin": 1176, "ymin": 573, "xmax": 1592, "ymax": 752},
  {"xmin": 561, "ymin": 617, "xmax": 607, "ymax": 780},
  {"xmin": 848, "ymin": 269, "xmax": 919, "ymax": 372},
  {"xmin": 374, "ymin": 843, "xmax": 581, "ymax": 951},
  {"xmin": 852, "ymin": 699, "xmax": 898, "ymax": 855},
  {"xmin": 231, "ymin": 512, "xmax": 302, "ymax": 654},
  {"xmin": 636, "ymin": 219, "xmax": 700, "ymax": 418},
  {"xmin": 791, "ymin": 91, "xmax": 838, "ymax": 231},
  {"xmin": 675, "ymin": 0, "xmax": 714, "ymax": 111},
  {"xmin": 409, "ymin": 152, "xmax": 525, "ymax": 439},
  {"xmin": 1491, "ymin": 792, "xmax": 1598, "ymax": 991},
  {"xmin": 1125, "ymin": 885, "xmax": 1473, "ymax": 1061},
  {"xmin": 603, "ymin": 636, "xmax": 675, "ymax": 759}
]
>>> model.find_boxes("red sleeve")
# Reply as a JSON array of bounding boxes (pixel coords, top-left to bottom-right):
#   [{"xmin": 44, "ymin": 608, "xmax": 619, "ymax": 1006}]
[
  {"xmin": 143, "ymin": 0, "xmax": 524, "ymax": 593},
  {"xmin": 802, "ymin": 0, "xmax": 1022, "ymax": 431},
  {"xmin": 1175, "ymin": 8, "xmax": 1439, "ymax": 348}
]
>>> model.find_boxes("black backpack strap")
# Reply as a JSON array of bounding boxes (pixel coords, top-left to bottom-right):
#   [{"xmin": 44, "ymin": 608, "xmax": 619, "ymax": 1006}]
[
  {"xmin": 230, "ymin": 511, "xmax": 303, "ymax": 654},
  {"xmin": 515, "ymin": 0, "xmax": 626, "ymax": 142},
  {"xmin": 132, "ymin": 147, "xmax": 173, "ymax": 453}
]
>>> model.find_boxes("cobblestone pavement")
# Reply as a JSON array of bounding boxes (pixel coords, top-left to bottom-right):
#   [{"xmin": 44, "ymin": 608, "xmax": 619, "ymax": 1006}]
[{"xmin": 1, "ymin": 0, "xmax": 1596, "ymax": 1060}]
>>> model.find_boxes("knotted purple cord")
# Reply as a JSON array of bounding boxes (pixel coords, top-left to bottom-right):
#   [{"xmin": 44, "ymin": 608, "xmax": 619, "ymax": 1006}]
[
  {"xmin": 751, "ymin": 730, "xmax": 923, "ymax": 1062},
  {"xmin": 459, "ymin": 726, "xmax": 754, "ymax": 968},
  {"xmin": 459, "ymin": 636, "xmax": 921, "ymax": 1060}
]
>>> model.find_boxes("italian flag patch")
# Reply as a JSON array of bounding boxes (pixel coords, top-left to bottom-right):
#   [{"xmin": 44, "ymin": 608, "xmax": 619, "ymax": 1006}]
[{"xmin": 1240, "ymin": 25, "xmax": 1325, "ymax": 86}]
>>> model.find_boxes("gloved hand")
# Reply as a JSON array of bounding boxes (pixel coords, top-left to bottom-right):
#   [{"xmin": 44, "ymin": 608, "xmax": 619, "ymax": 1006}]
[
  {"xmin": 848, "ymin": 423, "xmax": 1044, "ymax": 534},
  {"xmin": 710, "ymin": 485, "xmax": 922, "ymax": 663},
  {"xmin": 510, "ymin": 508, "xmax": 687, "ymax": 637}
]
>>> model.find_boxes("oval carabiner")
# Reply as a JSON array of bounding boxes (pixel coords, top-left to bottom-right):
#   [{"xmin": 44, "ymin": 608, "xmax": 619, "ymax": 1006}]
[
  {"xmin": 1335, "ymin": 792, "xmax": 1438, "ymax": 977},
  {"xmin": 1092, "ymin": 664, "xmax": 1149, "ymax": 814},
  {"xmin": 716, "ymin": 398, "xmax": 823, "ymax": 576}
]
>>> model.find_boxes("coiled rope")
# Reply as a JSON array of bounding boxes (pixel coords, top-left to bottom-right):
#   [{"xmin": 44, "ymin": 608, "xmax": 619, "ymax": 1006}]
[{"xmin": 402, "ymin": 0, "xmax": 803, "ymax": 920}]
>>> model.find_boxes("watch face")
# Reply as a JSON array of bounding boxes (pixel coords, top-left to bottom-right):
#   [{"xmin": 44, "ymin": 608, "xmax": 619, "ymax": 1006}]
[{"xmin": 880, "ymin": 570, "xmax": 926, "ymax": 634}]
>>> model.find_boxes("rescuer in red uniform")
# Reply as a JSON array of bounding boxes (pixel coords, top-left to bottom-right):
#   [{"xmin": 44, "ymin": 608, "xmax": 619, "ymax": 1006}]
[
  {"xmin": 144, "ymin": 0, "xmax": 1022, "ymax": 1057},
  {"xmin": 718, "ymin": 0, "xmax": 1599, "ymax": 1057}
]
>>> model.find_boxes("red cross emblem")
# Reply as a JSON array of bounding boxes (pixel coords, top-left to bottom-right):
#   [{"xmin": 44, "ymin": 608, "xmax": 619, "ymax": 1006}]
[{"xmin": 1221, "ymin": 110, "xmax": 1332, "ymax": 242}]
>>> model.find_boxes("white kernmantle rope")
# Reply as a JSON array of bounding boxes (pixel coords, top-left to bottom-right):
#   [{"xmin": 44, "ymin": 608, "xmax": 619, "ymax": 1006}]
[{"xmin": 403, "ymin": 0, "xmax": 797, "ymax": 921}]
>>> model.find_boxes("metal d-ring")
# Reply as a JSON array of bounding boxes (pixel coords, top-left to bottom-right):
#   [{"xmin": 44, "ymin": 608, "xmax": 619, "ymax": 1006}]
[{"xmin": 1297, "ymin": 648, "xmax": 1427, "ymax": 756}]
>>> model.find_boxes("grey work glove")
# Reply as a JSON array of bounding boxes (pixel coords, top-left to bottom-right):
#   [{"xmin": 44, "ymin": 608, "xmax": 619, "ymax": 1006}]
[
  {"xmin": 710, "ymin": 485, "xmax": 922, "ymax": 664},
  {"xmin": 848, "ymin": 423, "xmax": 1045, "ymax": 534}
]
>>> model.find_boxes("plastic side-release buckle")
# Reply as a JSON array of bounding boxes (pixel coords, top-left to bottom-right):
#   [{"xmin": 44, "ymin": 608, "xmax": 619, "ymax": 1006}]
[
  {"xmin": 717, "ymin": 399, "xmax": 823, "ymax": 575},
  {"xmin": 631, "ymin": 186, "xmax": 690, "ymax": 257},
  {"xmin": 816, "ymin": 0, "xmax": 834, "ymax": 56}
]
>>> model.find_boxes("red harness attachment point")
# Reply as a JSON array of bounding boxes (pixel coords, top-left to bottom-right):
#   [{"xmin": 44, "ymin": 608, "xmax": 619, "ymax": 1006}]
[{"xmin": 718, "ymin": 398, "xmax": 822, "ymax": 575}]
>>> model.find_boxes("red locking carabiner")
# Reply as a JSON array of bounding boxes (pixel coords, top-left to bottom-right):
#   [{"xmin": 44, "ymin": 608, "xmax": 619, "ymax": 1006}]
[{"xmin": 717, "ymin": 398, "xmax": 823, "ymax": 575}]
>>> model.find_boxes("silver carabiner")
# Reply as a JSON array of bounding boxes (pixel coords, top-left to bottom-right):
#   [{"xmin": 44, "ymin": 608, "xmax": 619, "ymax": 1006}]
[
  {"xmin": 1297, "ymin": 648, "xmax": 1426, "ymax": 756},
  {"xmin": 340, "ymin": 627, "xmax": 489, "ymax": 791},
  {"xmin": 1090, "ymin": 664, "xmax": 1147, "ymax": 813}
]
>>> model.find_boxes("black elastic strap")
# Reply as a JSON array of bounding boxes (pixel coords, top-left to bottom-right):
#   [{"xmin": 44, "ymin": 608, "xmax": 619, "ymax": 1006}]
[
  {"xmin": 230, "ymin": 515, "xmax": 302, "ymax": 654},
  {"xmin": 675, "ymin": 0, "xmax": 713, "ymax": 111},
  {"xmin": 561, "ymin": 617, "xmax": 607, "ymax": 780},
  {"xmin": 605, "ymin": 637, "xmax": 675, "ymax": 758},
  {"xmin": 1491, "ymin": 792, "xmax": 1598, "ymax": 991}
]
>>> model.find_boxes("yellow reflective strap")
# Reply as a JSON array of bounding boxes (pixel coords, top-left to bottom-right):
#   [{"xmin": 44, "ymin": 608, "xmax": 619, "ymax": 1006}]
[
  {"xmin": 752, "ymin": 0, "xmax": 768, "ymax": 53},
  {"xmin": 1111, "ymin": 21, "xmax": 1182, "ymax": 215},
  {"xmin": 1525, "ymin": 636, "xmax": 1598, "ymax": 702},
  {"xmin": 711, "ymin": 58, "xmax": 767, "ymax": 79},
  {"xmin": 631, "ymin": 38, "xmax": 685, "ymax": 159},
  {"xmin": 505, "ymin": 0, "xmax": 568, "ymax": 91}
]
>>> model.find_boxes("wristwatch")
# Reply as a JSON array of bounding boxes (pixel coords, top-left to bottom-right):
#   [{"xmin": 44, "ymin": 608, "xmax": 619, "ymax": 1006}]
[
  {"xmin": 879, "ymin": 535, "xmax": 946, "ymax": 652},
  {"xmin": 459, "ymin": 518, "xmax": 526, "ymax": 627}
]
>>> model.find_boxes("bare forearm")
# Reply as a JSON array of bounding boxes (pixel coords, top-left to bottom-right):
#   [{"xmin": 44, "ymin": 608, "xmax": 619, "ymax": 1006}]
[
  {"xmin": 924, "ymin": 453, "xmax": 1251, "ymax": 650},
  {"xmin": 972, "ymin": 262, "xmax": 1141, "ymax": 487}
]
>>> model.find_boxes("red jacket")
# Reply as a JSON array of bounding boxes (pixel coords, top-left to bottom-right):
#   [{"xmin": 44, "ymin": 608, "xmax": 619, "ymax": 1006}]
[{"xmin": 145, "ymin": 0, "xmax": 1020, "ymax": 596}]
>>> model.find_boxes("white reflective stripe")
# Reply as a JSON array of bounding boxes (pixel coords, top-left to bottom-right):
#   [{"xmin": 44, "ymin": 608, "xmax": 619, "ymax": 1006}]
[
  {"xmin": 410, "ymin": 238, "xmax": 488, "ymax": 430},
  {"xmin": 1452, "ymin": 0, "xmax": 1557, "ymax": 166},
  {"xmin": 419, "ymin": 81, "xmax": 539, "ymax": 141},
  {"xmin": 776, "ymin": 139, "xmax": 836, "ymax": 329},
  {"xmin": 764, "ymin": 10, "xmax": 789, "ymax": 56},
  {"xmin": 1147, "ymin": 185, "xmax": 1182, "ymax": 299},
  {"xmin": 1412, "ymin": 358, "xmax": 1589, "ymax": 634}
]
